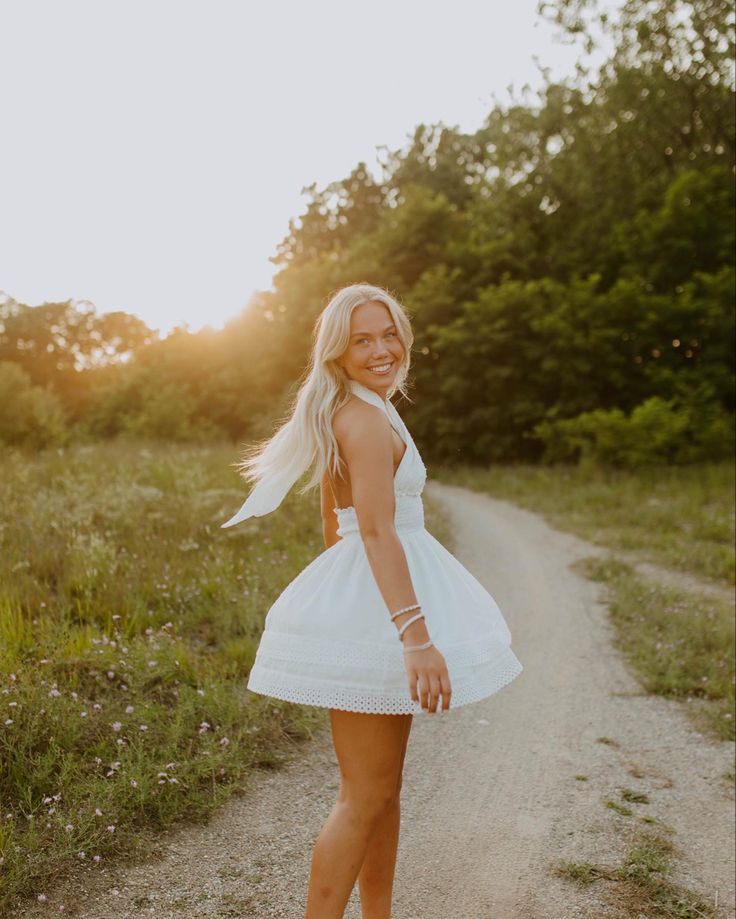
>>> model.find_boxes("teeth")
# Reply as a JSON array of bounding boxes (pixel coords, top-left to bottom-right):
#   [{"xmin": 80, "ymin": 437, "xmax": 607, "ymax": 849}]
[{"xmin": 369, "ymin": 363, "xmax": 392, "ymax": 373}]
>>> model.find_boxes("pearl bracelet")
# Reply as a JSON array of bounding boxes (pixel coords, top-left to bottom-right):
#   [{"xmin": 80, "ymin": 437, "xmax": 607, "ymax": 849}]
[
  {"xmin": 390, "ymin": 602, "xmax": 421, "ymax": 621},
  {"xmin": 403, "ymin": 639, "xmax": 434, "ymax": 654},
  {"xmin": 397, "ymin": 611, "xmax": 425, "ymax": 639}
]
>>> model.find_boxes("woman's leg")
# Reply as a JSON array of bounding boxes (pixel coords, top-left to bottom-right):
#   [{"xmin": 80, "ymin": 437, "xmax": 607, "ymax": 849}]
[
  {"xmin": 304, "ymin": 710, "xmax": 412, "ymax": 919},
  {"xmin": 357, "ymin": 713, "xmax": 413, "ymax": 919}
]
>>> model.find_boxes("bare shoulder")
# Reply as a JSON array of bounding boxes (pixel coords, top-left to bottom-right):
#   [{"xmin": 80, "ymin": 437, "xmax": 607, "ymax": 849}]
[
  {"xmin": 332, "ymin": 394, "xmax": 388, "ymax": 445},
  {"xmin": 331, "ymin": 395, "xmax": 396, "ymax": 535}
]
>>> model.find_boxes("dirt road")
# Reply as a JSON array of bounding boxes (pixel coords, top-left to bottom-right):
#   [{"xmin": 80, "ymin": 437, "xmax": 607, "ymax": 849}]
[{"xmin": 18, "ymin": 481, "xmax": 735, "ymax": 918}]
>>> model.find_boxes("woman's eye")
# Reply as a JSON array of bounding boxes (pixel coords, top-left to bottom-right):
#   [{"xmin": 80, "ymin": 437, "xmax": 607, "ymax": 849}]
[{"xmin": 356, "ymin": 331, "xmax": 395, "ymax": 345}]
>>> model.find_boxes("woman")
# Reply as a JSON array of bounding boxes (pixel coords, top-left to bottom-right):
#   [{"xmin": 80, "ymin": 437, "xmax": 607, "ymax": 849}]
[{"xmin": 222, "ymin": 283, "xmax": 523, "ymax": 918}]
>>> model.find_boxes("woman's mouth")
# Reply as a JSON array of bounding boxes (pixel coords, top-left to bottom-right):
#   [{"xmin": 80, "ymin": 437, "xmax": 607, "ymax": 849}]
[{"xmin": 367, "ymin": 362, "xmax": 393, "ymax": 375}]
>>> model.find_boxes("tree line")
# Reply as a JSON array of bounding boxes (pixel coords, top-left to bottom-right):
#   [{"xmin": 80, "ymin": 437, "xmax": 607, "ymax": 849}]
[{"xmin": 2, "ymin": 0, "xmax": 733, "ymax": 467}]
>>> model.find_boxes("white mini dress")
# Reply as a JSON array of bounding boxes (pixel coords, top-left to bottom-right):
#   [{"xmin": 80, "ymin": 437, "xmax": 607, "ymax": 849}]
[{"xmin": 243, "ymin": 379, "xmax": 523, "ymax": 715}]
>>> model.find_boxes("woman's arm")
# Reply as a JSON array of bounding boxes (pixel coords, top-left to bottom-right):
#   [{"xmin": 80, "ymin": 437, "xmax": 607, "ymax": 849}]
[
  {"xmin": 320, "ymin": 471, "xmax": 341, "ymax": 550},
  {"xmin": 333, "ymin": 400, "xmax": 430, "ymax": 648},
  {"xmin": 334, "ymin": 398, "xmax": 451, "ymax": 712}
]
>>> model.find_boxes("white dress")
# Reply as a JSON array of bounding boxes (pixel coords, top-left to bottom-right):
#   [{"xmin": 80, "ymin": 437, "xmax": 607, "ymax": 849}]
[{"xmin": 244, "ymin": 379, "xmax": 523, "ymax": 715}]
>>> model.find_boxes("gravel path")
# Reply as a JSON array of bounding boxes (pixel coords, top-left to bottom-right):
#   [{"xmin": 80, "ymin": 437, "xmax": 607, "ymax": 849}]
[{"xmin": 17, "ymin": 481, "xmax": 735, "ymax": 918}]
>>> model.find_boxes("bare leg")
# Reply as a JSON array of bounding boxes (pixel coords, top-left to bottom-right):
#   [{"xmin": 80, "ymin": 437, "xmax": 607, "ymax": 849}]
[
  {"xmin": 357, "ymin": 714, "xmax": 412, "ymax": 919},
  {"xmin": 304, "ymin": 710, "xmax": 412, "ymax": 919}
]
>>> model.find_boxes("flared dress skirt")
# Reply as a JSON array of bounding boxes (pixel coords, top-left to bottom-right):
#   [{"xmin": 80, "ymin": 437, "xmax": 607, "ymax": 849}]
[{"xmin": 245, "ymin": 383, "xmax": 523, "ymax": 715}]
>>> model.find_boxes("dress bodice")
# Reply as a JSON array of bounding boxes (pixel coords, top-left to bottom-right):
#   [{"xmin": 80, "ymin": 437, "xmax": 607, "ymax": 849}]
[{"xmin": 333, "ymin": 379, "xmax": 427, "ymax": 537}]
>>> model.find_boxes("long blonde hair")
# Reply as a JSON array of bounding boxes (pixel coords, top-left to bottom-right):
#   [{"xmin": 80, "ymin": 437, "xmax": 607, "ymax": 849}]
[{"xmin": 233, "ymin": 283, "xmax": 415, "ymax": 499}]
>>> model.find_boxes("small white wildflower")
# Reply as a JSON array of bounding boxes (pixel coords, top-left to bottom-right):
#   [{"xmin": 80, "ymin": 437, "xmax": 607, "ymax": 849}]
[{"xmin": 111, "ymin": 722, "xmax": 122, "ymax": 732}]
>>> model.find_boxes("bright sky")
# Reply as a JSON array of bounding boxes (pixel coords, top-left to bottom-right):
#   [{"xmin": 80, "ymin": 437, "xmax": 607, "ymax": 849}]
[{"xmin": 0, "ymin": 0, "xmax": 605, "ymax": 336}]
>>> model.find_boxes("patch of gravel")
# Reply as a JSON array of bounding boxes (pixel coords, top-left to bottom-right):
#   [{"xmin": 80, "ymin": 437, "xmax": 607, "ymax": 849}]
[{"xmin": 15, "ymin": 481, "xmax": 735, "ymax": 919}]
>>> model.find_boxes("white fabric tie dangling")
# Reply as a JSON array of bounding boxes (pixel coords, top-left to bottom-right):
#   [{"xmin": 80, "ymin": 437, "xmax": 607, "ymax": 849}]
[
  {"xmin": 220, "ymin": 465, "xmax": 301, "ymax": 528},
  {"xmin": 220, "ymin": 379, "xmax": 404, "ymax": 529}
]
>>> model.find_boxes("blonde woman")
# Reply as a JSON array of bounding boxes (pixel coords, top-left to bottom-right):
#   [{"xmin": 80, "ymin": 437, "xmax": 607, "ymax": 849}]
[{"xmin": 222, "ymin": 283, "xmax": 523, "ymax": 918}]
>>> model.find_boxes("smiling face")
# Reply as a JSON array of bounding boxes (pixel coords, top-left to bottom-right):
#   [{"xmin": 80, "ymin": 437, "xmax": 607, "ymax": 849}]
[{"xmin": 336, "ymin": 300, "xmax": 406, "ymax": 398}]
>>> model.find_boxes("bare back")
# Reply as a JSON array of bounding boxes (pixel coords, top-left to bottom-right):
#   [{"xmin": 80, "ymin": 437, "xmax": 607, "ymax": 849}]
[{"xmin": 327, "ymin": 394, "xmax": 407, "ymax": 512}]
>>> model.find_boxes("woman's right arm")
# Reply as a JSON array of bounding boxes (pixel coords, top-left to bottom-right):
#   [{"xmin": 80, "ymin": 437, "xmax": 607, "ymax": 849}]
[{"xmin": 334, "ymin": 400, "xmax": 452, "ymax": 713}]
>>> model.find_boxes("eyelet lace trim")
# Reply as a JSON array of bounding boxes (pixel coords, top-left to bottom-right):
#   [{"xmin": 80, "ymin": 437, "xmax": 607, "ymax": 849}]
[{"xmin": 246, "ymin": 650, "xmax": 523, "ymax": 715}]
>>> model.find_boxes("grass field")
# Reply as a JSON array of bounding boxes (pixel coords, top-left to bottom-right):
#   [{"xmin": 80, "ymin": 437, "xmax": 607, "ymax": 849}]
[
  {"xmin": 0, "ymin": 440, "xmax": 331, "ymax": 910},
  {"xmin": 1, "ymin": 444, "xmax": 733, "ymax": 910}
]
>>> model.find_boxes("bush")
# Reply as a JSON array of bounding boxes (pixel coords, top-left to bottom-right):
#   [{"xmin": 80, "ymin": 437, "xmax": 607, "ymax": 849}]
[
  {"xmin": 0, "ymin": 361, "xmax": 69, "ymax": 448},
  {"xmin": 533, "ymin": 390, "xmax": 735, "ymax": 468}
]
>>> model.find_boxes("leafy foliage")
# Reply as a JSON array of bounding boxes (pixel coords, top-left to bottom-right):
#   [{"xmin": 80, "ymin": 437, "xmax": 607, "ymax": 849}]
[{"xmin": 2, "ymin": 0, "xmax": 733, "ymax": 468}]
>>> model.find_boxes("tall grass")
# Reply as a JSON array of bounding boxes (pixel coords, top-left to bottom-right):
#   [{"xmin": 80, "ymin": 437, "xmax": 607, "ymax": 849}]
[{"xmin": 0, "ymin": 440, "xmax": 326, "ymax": 911}]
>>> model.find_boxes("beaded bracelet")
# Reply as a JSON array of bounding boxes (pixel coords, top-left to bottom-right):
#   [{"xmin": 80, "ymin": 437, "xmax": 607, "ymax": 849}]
[
  {"xmin": 390, "ymin": 602, "xmax": 421, "ymax": 621},
  {"xmin": 403, "ymin": 639, "xmax": 434, "ymax": 654},
  {"xmin": 397, "ymin": 612, "xmax": 425, "ymax": 639}
]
